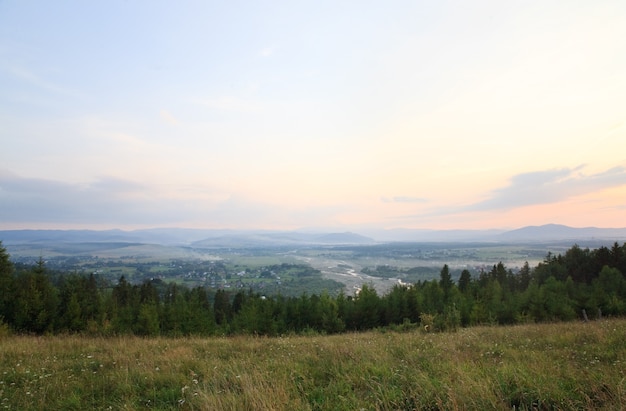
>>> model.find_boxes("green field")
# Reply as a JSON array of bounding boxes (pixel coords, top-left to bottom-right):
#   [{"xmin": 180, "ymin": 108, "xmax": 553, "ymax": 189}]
[{"xmin": 1, "ymin": 318, "xmax": 624, "ymax": 410}]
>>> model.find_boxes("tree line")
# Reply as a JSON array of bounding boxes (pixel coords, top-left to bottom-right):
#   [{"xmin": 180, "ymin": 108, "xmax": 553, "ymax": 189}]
[{"xmin": 1, "ymin": 241, "xmax": 625, "ymax": 336}]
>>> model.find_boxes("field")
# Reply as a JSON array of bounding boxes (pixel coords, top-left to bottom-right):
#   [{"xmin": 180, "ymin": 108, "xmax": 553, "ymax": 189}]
[{"xmin": 1, "ymin": 319, "xmax": 625, "ymax": 410}]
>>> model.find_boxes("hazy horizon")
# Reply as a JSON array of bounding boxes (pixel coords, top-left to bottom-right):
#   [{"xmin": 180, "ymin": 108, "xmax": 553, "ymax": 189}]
[{"xmin": 2, "ymin": 1, "xmax": 625, "ymax": 231}]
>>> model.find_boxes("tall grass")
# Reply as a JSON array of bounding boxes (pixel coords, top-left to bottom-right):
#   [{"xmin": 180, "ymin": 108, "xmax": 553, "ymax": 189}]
[{"xmin": 1, "ymin": 319, "xmax": 624, "ymax": 410}]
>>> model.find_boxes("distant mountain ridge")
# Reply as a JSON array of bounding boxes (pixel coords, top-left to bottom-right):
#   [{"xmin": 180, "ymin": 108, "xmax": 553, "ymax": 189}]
[
  {"xmin": 1, "ymin": 224, "xmax": 625, "ymax": 247},
  {"xmin": 0, "ymin": 228, "xmax": 376, "ymax": 247},
  {"xmin": 363, "ymin": 224, "xmax": 626, "ymax": 243},
  {"xmin": 496, "ymin": 224, "xmax": 626, "ymax": 242}
]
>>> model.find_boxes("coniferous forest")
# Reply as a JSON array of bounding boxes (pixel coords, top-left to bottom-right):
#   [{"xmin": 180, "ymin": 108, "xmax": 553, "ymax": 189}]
[{"xmin": 1, "ymin": 241, "xmax": 625, "ymax": 336}]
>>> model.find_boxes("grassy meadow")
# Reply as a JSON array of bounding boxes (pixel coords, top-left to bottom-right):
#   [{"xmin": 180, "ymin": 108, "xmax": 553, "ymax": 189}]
[{"xmin": 1, "ymin": 319, "xmax": 625, "ymax": 410}]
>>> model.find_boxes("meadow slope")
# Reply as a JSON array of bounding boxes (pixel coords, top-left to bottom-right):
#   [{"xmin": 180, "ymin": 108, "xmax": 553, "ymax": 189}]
[{"xmin": 0, "ymin": 319, "xmax": 625, "ymax": 410}]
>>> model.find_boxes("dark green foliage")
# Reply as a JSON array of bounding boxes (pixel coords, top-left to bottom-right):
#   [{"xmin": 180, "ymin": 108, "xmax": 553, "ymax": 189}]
[
  {"xmin": 160, "ymin": 283, "xmax": 188, "ymax": 335},
  {"xmin": 213, "ymin": 289, "xmax": 232, "ymax": 325},
  {"xmin": 136, "ymin": 302, "xmax": 160, "ymax": 335},
  {"xmin": 110, "ymin": 276, "xmax": 138, "ymax": 334},
  {"xmin": 458, "ymin": 269, "xmax": 471, "ymax": 293},
  {"xmin": 12, "ymin": 258, "xmax": 59, "ymax": 333},
  {"xmin": 592, "ymin": 266, "xmax": 626, "ymax": 315},
  {"xmin": 439, "ymin": 264, "xmax": 453, "ymax": 301},
  {"xmin": 353, "ymin": 284, "xmax": 381, "ymax": 330},
  {"xmin": 0, "ymin": 242, "xmax": 16, "ymax": 323},
  {"xmin": 186, "ymin": 286, "xmax": 216, "ymax": 335},
  {"xmin": 56, "ymin": 273, "xmax": 103, "ymax": 332}
]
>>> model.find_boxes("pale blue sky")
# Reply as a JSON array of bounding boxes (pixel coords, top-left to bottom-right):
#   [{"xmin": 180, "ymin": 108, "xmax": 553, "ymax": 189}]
[{"xmin": 1, "ymin": 1, "xmax": 626, "ymax": 230}]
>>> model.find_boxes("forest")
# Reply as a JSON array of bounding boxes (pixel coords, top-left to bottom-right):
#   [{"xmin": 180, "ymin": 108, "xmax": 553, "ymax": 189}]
[{"xmin": 1, "ymin": 241, "xmax": 625, "ymax": 336}]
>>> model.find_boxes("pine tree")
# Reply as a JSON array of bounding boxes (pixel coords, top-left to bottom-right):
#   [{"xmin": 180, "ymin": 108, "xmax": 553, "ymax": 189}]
[
  {"xmin": 136, "ymin": 302, "xmax": 160, "ymax": 336},
  {"xmin": 13, "ymin": 259, "xmax": 58, "ymax": 334},
  {"xmin": 186, "ymin": 287, "xmax": 215, "ymax": 335},
  {"xmin": 111, "ymin": 276, "xmax": 137, "ymax": 334},
  {"xmin": 0, "ymin": 242, "xmax": 15, "ymax": 324},
  {"xmin": 592, "ymin": 266, "xmax": 626, "ymax": 316},
  {"xmin": 354, "ymin": 285, "xmax": 380, "ymax": 330},
  {"xmin": 213, "ymin": 289, "xmax": 232, "ymax": 326},
  {"xmin": 439, "ymin": 264, "xmax": 453, "ymax": 300},
  {"xmin": 458, "ymin": 269, "xmax": 471, "ymax": 293}
]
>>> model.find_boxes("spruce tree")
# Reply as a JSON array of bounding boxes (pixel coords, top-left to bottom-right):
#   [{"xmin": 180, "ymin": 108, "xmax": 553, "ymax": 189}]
[{"xmin": 0, "ymin": 242, "xmax": 15, "ymax": 324}]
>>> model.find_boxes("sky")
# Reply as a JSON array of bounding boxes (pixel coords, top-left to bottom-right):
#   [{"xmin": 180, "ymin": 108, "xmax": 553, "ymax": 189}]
[{"xmin": 1, "ymin": 1, "xmax": 626, "ymax": 232}]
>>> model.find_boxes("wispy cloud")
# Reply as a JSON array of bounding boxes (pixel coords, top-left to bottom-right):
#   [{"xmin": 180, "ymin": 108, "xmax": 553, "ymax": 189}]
[
  {"xmin": 0, "ymin": 171, "xmax": 340, "ymax": 229},
  {"xmin": 88, "ymin": 176, "xmax": 146, "ymax": 193},
  {"xmin": 398, "ymin": 165, "xmax": 626, "ymax": 223},
  {"xmin": 193, "ymin": 96, "xmax": 262, "ymax": 112},
  {"xmin": 4, "ymin": 64, "xmax": 81, "ymax": 98},
  {"xmin": 381, "ymin": 196, "xmax": 429, "ymax": 204},
  {"xmin": 0, "ymin": 172, "xmax": 154, "ymax": 224},
  {"xmin": 159, "ymin": 109, "xmax": 178, "ymax": 125},
  {"xmin": 464, "ymin": 165, "xmax": 626, "ymax": 212}
]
